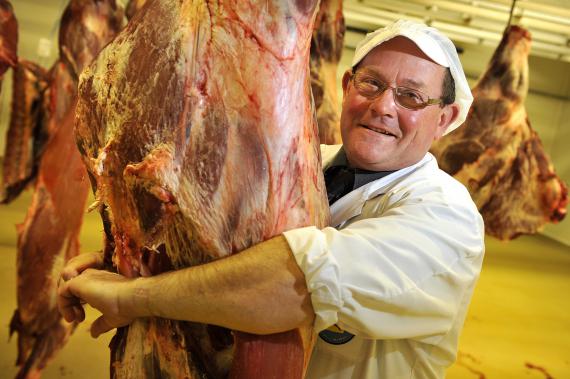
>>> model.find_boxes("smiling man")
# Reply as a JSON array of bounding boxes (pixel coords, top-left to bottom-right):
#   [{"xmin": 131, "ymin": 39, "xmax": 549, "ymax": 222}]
[{"xmin": 58, "ymin": 20, "xmax": 484, "ymax": 379}]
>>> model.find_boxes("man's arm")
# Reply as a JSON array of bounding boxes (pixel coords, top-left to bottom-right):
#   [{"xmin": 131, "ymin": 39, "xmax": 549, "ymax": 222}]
[{"xmin": 58, "ymin": 235, "xmax": 315, "ymax": 338}]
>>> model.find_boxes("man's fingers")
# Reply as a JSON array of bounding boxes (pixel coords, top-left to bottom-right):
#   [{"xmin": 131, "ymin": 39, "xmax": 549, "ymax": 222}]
[
  {"xmin": 90, "ymin": 316, "xmax": 113, "ymax": 338},
  {"xmin": 74, "ymin": 305, "xmax": 86, "ymax": 322},
  {"xmin": 57, "ymin": 280, "xmax": 83, "ymax": 322},
  {"xmin": 61, "ymin": 251, "xmax": 105, "ymax": 281},
  {"xmin": 60, "ymin": 268, "xmax": 78, "ymax": 282}
]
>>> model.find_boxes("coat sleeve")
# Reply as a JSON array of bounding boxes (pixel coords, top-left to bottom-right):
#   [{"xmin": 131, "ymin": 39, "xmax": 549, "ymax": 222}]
[{"xmin": 283, "ymin": 183, "xmax": 485, "ymax": 342}]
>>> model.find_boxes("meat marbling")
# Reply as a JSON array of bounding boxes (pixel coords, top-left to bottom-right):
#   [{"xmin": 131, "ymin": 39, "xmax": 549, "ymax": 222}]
[{"xmin": 75, "ymin": 0, "xmax": 329, "ymax": 378}]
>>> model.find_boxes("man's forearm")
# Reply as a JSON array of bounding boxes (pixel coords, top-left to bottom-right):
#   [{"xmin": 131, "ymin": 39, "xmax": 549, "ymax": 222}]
[{"xmin": 123, "ymin": 235, "xmax": 315, "ymax": 335}]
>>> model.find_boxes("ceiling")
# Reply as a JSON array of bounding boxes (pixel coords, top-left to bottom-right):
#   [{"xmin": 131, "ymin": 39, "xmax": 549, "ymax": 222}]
[{"xmin": 344, "ymin": 0, "xmax": 570, "ymax": 62}]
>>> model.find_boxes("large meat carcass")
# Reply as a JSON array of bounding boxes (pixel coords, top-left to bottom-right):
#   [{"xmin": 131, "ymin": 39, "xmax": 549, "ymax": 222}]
[
  {"xmin": 0, "ymin": 0, "xmax": 45, "ymax": 204},
  {"xmin": 431, "ymin": 25, "xmax": 568, "ymax": 240},
  {"xmin": 75, "ymin": 0, "xmax": 329, "ymax": 378},
  {"xmin": 7, "ymin": 2, "xmax": 123, "ymax": 378},
  {"xmin": 310, "ymin": 0, "xmax": 344, "ymax": 144},
  {"xmin": 0, "ymin": 0, "xmax": 18, "ymax": 177}
]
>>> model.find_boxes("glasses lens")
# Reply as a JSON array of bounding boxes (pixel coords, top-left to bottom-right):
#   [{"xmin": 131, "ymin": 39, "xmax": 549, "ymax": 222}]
[
  {"xmin": 353, "ymin": 72, "xmax": 387, "ymax": 98},
  {"xmin": 395, "ymin": 87, "xmax": 429, "ymax": 109}
]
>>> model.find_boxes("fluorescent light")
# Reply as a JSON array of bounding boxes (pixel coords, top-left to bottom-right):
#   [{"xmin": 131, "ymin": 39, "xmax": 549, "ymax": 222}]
[
  {"xmin": 532, "ymin": 40, "xmax": 570, "ymax": 56},
  {"xmin": 443, "ymin": 31, "xmax": 481, "ymax": 45},
  {"xmin": 431, "ymin": 20, "xmax": 502, "ymax": 42},
  {"xmin": 529, "ymin": 50, "xmax": 560, "ymax": 61},
  {"xmin": 519, "ymin": 15, "xmax": 570, "ymax": 36},
  {"xmin": 523, "ymin": 30, "xmax": 568, "ymax": 46},
  {"xmin": 343, "ymin": 10, "xmax": 393, "ymax": 30}
]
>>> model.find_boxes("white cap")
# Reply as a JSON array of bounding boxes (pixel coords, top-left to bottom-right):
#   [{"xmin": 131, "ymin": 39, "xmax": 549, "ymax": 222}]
[{"xmin": 352, "ymin": 19, "xmax": 473, "ymax": 135}]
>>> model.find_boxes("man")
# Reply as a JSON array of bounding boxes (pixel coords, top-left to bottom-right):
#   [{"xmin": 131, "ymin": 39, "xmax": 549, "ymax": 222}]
[{"xmin": 58, "ymin": 19, "xmax": 484, "ymax": 378}]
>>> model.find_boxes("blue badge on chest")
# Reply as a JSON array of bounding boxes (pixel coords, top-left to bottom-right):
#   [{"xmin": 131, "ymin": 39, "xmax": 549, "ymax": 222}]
[{"xmin": 319, "ymin": 325, "xmax": 355, "ymax": 345}]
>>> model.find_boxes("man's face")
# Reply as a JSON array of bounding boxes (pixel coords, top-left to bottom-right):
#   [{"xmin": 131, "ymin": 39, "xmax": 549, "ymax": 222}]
[{"xmin": 340, "ymin": 36, "xmax": 459, "ymax": 171}]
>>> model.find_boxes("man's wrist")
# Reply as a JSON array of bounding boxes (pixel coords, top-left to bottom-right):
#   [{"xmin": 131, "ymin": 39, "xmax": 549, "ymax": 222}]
[{"xmin": 121, "ymin": 276, "xmax": 153, "ymax": 318}]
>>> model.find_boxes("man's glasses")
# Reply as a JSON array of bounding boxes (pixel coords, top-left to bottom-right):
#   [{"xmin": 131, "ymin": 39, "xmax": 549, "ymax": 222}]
[{"xmin": 350, "ymin": 69, "xmax": 443, "ymax": 110}]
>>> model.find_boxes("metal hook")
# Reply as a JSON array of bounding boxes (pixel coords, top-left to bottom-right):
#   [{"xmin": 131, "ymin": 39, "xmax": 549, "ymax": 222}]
[{"xmin": 506, "ymin": 0, "xmax": 518, "ymax": 28}]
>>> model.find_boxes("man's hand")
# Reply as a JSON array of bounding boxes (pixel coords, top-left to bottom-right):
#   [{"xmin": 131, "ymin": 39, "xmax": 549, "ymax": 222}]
[
  {"xmin": 57, "ymin": 251, "xmax": 105, "ymax": 325},
  {"xmin": 57, "ymin": 252, "xmax": 137, "ymax": 338},
  {"xmin": 60, "ymin": 250, "xmax": 105, "ymax": 281}
]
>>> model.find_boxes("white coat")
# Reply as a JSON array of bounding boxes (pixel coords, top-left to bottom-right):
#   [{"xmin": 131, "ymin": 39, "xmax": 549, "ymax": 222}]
[{"xmin": 283, "ymin": 144, "xmax": 485, "ymax": 379}]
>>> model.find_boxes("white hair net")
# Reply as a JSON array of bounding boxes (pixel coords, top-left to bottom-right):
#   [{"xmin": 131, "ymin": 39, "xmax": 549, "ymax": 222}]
[{"xmin": 352, "ymin": 19, "xmax": 473, "ymax": 135}]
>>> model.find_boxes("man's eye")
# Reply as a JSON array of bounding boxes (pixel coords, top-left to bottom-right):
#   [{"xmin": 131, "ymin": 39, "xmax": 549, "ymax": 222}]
[
  {"xmin": 399, "ymin": 89, "xmax": 423, "ymax": 102},
  {"xmin": 361, "ymin": 78, "xmax": 379, "ymax": 88}
]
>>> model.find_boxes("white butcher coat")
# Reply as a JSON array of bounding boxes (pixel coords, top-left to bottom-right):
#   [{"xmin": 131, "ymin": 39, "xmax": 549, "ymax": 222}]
[{"xmin": 283, "ymin": 144, "xmax": 485, "ymax": 379}]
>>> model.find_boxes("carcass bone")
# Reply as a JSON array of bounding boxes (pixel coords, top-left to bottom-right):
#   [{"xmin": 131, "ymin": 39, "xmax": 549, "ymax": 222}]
[
  {"xmin": 8, "ymin": 1, "xmax": 123, "ymax": 378},
  {"xmin": 75, "ymin": 0, "xmax": 329, "ymax": 377},
  {"xmin": 430, "ymin": 26, "xmax": 568, "ymax": 240}
]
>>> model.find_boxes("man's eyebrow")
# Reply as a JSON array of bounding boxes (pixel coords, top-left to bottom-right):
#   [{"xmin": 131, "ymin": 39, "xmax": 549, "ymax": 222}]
[
  {"xmin": 399, "ymin": 78, "xmax": 426, "ymax": 89},
  {"xmin": 359, "ymin": 68, "xmax": 427, "ymax": 90}
]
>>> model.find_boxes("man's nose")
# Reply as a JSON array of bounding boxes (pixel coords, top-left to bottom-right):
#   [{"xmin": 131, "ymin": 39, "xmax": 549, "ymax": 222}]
[{"xmin": 369, "ymin": 87, "xmax": 397, "ymax": 116}]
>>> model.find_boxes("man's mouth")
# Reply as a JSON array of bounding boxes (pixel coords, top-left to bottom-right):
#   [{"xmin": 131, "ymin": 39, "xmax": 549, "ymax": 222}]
[{"xmin": 360, "ymin": 124, "xmax": 397, "ymax": 138}]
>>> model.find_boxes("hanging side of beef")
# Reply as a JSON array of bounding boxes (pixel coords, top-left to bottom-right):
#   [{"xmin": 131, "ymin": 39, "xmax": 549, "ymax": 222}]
[
  {"xmin": 310, "ymin": 0, "xmax": 344, "ymax": 144},
  {"xmin": 430, "ymin": 26, "xmax": 568, "ymax": 240},
  {"xmin": 1, "ymin": 61, "xmax": 49, "ymax": 204},
  {"xmin": 0, "ymin": 0, "xmax": 17, "ymax": 79},
  {"xmin": 9, "ymin": 2, "xmax": 124, "ymax": 378},
  {"xmin": 0, "ymin": 0, "xmax": 20, "ymax": 197},
  {"xmin": 0, "ymin": 0, "xmax": 18, "ymax": 173},
  {"xmin": 75, "ymin": 0, "xmax": 329, "ymax": 378}
]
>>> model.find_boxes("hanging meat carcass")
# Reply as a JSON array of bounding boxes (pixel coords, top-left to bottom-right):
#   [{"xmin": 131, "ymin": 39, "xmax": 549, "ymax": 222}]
[
  {"xmin": 0, "ymin": 0, "xmax": 18, "ymax": 178},
  {"xmin": 0, "ymin": 0, "xmax": 17, "ymax": 82},
  {"xmin": 310, "ymin": 0, "xmax": 344, "ymax": 144},
  {"xmin": 8, "ymin": 2, "xmax": 123, "ymax": 378},
  {"xmin": 430, "ymin": 25, "xmax": 568, "ymax": 240},
  {"xmin": 1, "ymin": 61, "xmax": 48, "ymax": 203},
  {"xmin": 74, "ymin": 0, "xmax": 329, "ymax": 377}
]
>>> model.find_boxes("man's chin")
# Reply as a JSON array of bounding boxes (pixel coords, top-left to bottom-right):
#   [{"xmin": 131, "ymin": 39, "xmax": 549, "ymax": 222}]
[{"xmin": 345, "ymin": 150, "xmax": 389, "ymax": 171}]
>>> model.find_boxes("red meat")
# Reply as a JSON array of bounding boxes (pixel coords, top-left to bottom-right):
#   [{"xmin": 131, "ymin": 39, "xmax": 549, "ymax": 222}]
[{"xmin": 75, "ymin": 0, "xmax": 329, "ymax": 377}]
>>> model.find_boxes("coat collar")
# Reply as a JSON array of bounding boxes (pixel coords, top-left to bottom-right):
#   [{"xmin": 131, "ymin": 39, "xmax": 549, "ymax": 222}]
[{"xmin": 328, "ymin": 152, "xmax": 435, "ymax": 227}]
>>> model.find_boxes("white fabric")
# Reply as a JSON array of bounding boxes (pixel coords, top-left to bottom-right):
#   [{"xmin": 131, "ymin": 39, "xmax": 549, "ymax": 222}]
[
  {"xmin": 283, "ymin": 144, "xmax": 485, "ymax": 379},
  {"xmin": 351, "ymin": 19, "xmax": 473, "ymax": 136}
]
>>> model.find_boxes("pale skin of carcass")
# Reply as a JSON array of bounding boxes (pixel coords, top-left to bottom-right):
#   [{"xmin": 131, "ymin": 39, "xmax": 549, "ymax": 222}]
[{"xmin": 57, "ymin": 37, "xmax": 459, "ymax": 338}]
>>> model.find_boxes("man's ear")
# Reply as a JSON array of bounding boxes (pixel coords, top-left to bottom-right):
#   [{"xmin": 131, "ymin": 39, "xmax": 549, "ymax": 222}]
[
  {"xmin": 341, "ymin": 70, "xmax": 352, "ymax": 98},
  {"xmin": 434, "ymin": 103, "xmax": 460, "ymax": 139}
]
